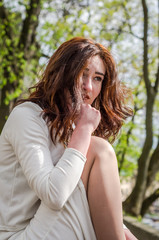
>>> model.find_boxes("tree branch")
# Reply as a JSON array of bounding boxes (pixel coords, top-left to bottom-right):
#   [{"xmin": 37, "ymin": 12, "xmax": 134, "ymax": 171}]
[
  {"xmin": 18, "ymin": 0, "xmax": 42, "ymax": 58},
  {"xmin": 121, "ymin": 2, "xmax": 143, "ymax": 40},
  {"xmin": 154, "ymin": 0, "xmax": 159, "ymax": 92},
  {"xmin": 154, "ymin": 62, "xmax": 159, "ymax": 93},
  {"xmin": 142, "ymin": 0, "xmax": 151, "ymax": 92},
  {"xmin": 146, "ymin": 136, "xmax": 159, "ymax": 188},
  {"xmin": 117, "ymin": 82, "xmax": 144, "ymax": 171},
  {"xmin": 141, "ymin": 188, "xmax": 159, "ymax": 216},
  {"xmin": 0, "ymin": 0, "xmax": 12, "ymax": 40},
  {"xmin": 121, "ymin": 30, "xmax": 143, "ymax": 40}
]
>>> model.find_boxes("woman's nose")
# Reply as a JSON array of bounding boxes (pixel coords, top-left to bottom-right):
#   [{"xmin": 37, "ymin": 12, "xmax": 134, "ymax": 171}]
[{"xmin": 82, "ymin": 77, "xmax": 92, "ymax": 92}]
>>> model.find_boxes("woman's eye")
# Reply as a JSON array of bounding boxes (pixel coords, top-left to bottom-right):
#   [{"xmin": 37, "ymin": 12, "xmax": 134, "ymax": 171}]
[{"xmin": 94, "ymin": 76, "xmax": 102, "ymax": 82}]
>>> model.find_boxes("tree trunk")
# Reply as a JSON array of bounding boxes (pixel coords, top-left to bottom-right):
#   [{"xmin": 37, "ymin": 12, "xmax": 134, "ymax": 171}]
[
  {"xmin": 123, "ymin": 0, "xmax": 159, "ymax": 216},
  {"xmin": 0, "ymin": 89, "xmax": 10, "ymax": 132},
  {"xmin": 0, "ymin": 0, "xmax": 42, "ymax": 132},
  {"xmin": 123, "ymin": 95, "xmax": 155, "ymax": 215},
  {"xmin": 146, "ymin": 139, "xmax": 159, "ymax": 188}
]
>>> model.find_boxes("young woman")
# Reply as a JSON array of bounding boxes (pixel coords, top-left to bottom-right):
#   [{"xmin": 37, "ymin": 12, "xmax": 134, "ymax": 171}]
[{"xmin": 0, "ymin": 37, "xmax": 137, "ymax": 240}]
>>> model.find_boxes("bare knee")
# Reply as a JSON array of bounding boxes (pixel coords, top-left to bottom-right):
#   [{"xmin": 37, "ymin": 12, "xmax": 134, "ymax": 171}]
[
  {"xmin": 81, "ymin": 136, "xmax": 117, "ymax": 191},
  {"xmin": 90, "ymin": 136, "xmax": 116, "ymax": 161}
]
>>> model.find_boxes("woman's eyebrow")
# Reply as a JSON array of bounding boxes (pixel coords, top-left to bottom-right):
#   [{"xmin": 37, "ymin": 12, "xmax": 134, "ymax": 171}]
[
  {"xmin": 84, "ymin": 68, "xmax": 105, "ymax": 76},
  {"xmin": 95, "ymin": 71, "xmax": 105, "ymax": 76}
]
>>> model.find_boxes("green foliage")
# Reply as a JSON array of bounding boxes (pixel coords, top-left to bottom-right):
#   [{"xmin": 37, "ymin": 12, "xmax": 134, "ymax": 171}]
[
  {"xmin": 0, "ymin": 0, "xmax": 42, "ymax": 109},
  {"xmin": 156, "ymin": 172, "xmax": 159, "ymax": 181},
  {"xmin": 4, "ymin": 88, "xmax": 22, "ymax": 105},
  {"xmin": 114, "ymin": 123, "xmax": 141, "ymax": 177}
]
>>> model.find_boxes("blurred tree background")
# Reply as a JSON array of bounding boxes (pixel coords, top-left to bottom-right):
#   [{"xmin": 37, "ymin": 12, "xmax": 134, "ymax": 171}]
[{"xmin": 0, "ymin": 0, "xmax": 158, "ymax": 219}]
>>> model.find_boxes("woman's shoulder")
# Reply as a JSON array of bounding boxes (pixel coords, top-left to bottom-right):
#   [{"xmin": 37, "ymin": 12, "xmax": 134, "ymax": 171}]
[
  {"xmin": 13, "ymin": 101, "xmax": 42, "ymax": 113},
  {"xmin": 10, "ymin": 101, "xmax": 43, "ymax": 120},
  {"xmin": 1, "ymin": 101, "xmax": 49, "ymax": 140},
  {"xmin": 4, "ymin": 102, "xmax": 45, "ymax": 131}
]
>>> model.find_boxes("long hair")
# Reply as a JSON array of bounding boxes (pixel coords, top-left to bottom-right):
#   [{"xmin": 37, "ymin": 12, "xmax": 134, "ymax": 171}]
[{"xmin": 16, "ymin": 37, "xmax": 133, "ymax": 144}]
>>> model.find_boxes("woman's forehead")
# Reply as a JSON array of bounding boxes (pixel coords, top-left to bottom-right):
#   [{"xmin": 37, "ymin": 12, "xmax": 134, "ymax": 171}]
[{"xmin": 83, "ymin": 55, "xmax": 106, "ymax": 74}]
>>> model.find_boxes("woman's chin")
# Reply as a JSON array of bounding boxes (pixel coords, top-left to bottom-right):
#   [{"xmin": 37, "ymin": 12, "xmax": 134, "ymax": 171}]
[{"xmin": 83, "ymin": 99, "xmax": 92, "ymax": 105}]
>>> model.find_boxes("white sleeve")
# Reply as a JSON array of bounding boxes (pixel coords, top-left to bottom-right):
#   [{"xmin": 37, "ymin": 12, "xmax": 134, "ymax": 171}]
[
  {"xmin": 6, "ymin": 105, "xmax": 86, "ymax": 210},
  {"xmin": 123, "ymin": 224, "xmax": 128, "ymax": 229}
]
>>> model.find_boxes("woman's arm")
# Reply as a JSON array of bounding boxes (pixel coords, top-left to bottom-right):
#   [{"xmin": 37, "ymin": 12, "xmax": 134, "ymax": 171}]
[
  {"xmin": 5, "ymin": 103, "xmax": 100, "ymax": 210},
  {"xmin": 68, "ymin": 103, "xmax": 101, "ymax": 155}
]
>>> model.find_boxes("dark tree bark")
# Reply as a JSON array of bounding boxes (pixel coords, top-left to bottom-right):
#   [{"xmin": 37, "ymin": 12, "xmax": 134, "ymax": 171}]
[
  {"xmin": 18, "ymin": 0, "xmax": 41, "ymax": 58},
  {"xmin": 0, "ymin": 0, "xmax": 42, "ymax": 132},
  {"xmin": 141, "ymin": 188, "xmax": 159, "ymax": 216},
  {"xmin": 146, "ymin": 137, "xmax": 159, "ymax": 188}
]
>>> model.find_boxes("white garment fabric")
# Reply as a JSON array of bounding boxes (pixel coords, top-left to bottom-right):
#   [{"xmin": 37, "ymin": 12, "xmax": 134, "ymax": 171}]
[
  {"xmin": 0, "ymin": 102, "xmax": 96, "ymax": 239},
  {"xmin": 8, "ymin": 181, "xmax": 96, "ymax": 240}
]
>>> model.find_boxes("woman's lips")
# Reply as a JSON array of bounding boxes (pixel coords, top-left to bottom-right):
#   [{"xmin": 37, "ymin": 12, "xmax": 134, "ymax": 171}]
[{"xmin": 82, "ymin": 94, "xmax": 90, "ymax": 100}]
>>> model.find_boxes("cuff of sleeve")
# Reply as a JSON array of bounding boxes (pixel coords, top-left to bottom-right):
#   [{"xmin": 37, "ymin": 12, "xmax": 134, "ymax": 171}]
[
  {"xmin": 123, "ymin": 223, "xmax": 128, "ymax": 229},
  {"xmin": 66, "ymin": 147, "xmax": 86, "ymax": 163}
]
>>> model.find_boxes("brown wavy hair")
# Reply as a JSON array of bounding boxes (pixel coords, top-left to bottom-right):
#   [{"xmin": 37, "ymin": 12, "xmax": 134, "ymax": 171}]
[{"xmin": 16, "ymin": 37, "xmax": 133, "ymax": 144}]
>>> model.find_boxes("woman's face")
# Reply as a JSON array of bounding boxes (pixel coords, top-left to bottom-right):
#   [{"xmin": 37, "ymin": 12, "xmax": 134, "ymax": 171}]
[{"xmin": 79, "ymin": 55, "xmax": 106, "ymax": 105}]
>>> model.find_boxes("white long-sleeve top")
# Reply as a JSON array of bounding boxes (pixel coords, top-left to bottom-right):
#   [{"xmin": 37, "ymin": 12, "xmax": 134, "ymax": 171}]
[{"xmin": 0, "ymin": 102, "xmax": 86, "ymax": 232}]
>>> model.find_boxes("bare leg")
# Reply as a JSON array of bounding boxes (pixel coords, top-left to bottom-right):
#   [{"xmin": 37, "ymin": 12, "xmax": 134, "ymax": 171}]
[{"xmin": 81, "ymin": 136, "xmax": 126, "ymax": 240}]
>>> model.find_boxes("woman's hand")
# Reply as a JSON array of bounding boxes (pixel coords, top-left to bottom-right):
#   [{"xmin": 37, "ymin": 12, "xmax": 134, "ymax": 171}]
[
  {"xmin": 76, "ymin": 103, "xmax": 101, "ymax": 133},
  {"xmin": 68, "ymin": 103, "xmax": 101, "ymax": 156},
  {"xmin": 124, "ymin": 229, "xmax": 138, "ymax": 240}
]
